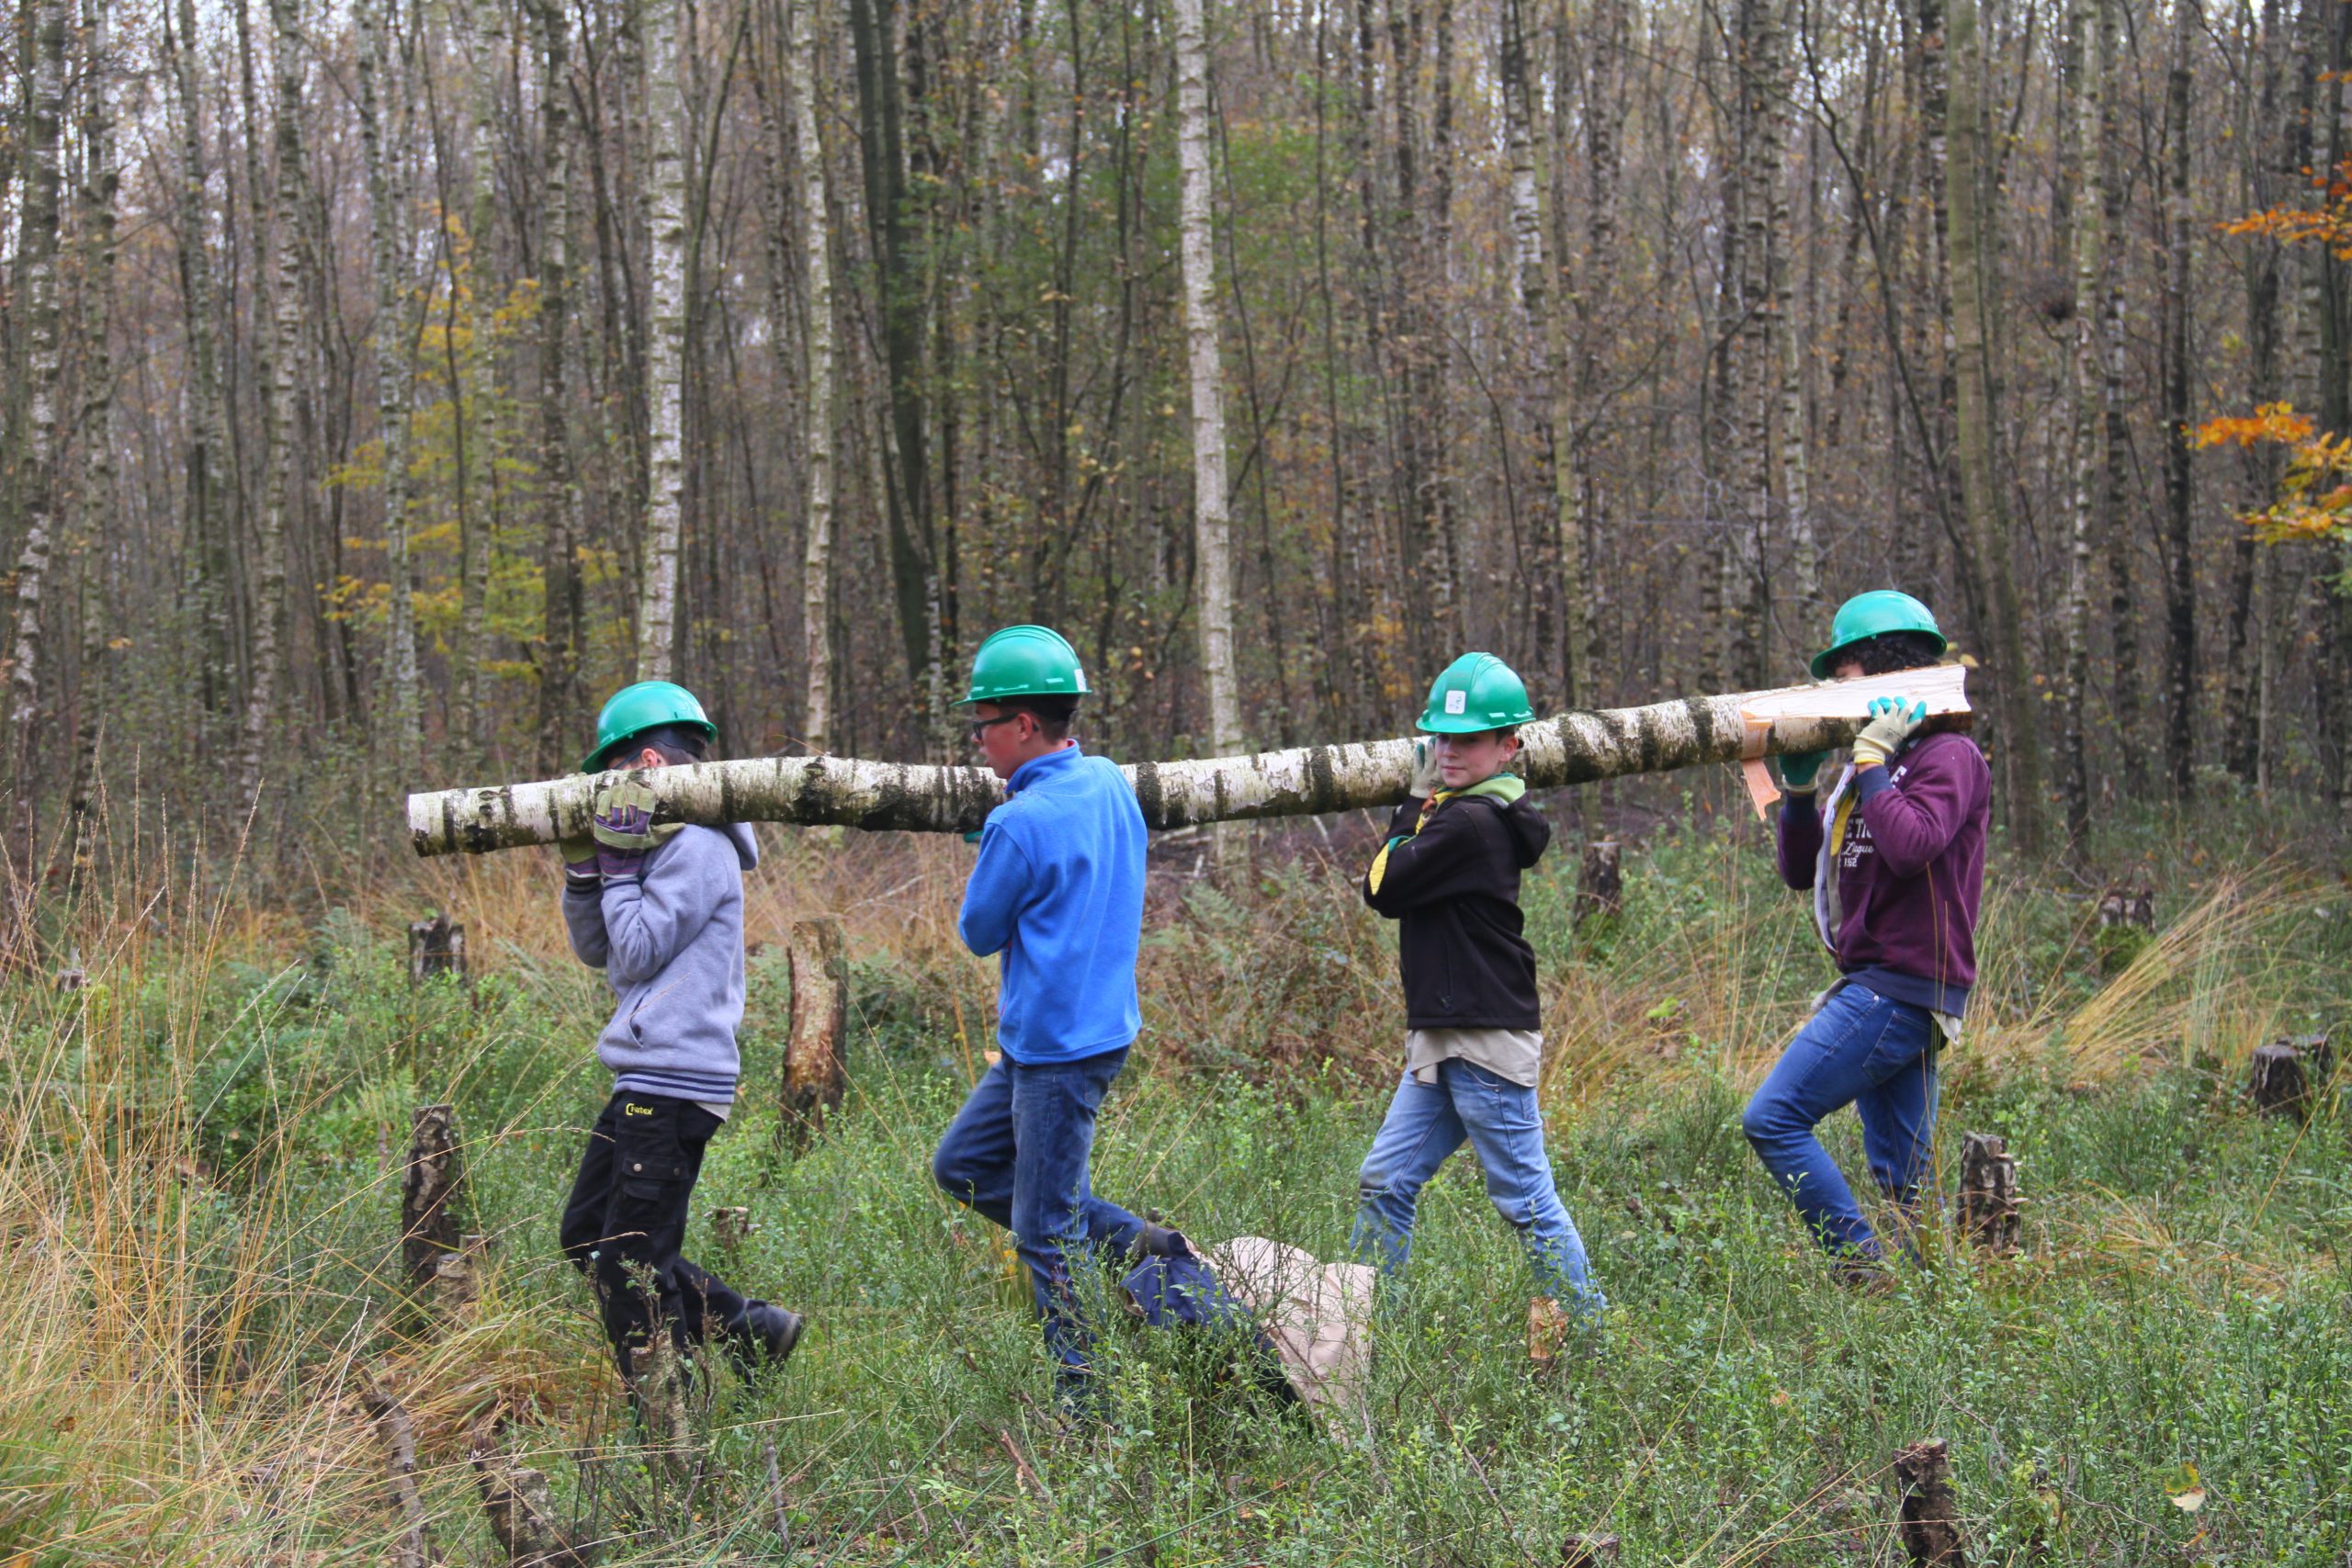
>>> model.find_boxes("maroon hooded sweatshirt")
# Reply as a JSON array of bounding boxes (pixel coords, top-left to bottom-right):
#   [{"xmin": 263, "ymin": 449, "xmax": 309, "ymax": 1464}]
[{"xmin": 1776, "ymin": 730, "xmax": 1990, "ymax": 1018}]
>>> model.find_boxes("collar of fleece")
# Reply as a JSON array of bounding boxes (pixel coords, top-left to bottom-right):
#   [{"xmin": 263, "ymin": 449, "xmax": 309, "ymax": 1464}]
[{"xmin": 1433, "ymin": 773, "xmax": 1526, "ymax": 808}]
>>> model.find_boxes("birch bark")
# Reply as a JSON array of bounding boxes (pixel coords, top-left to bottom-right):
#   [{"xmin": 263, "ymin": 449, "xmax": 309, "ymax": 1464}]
[
  {"xmin": 236, "ymin": 0, "xmax": 310, "ymax": 796},
  {"xmin": 410, "ymin": 668, "xmax": 1973, "ymax": 852},
  {"xmin": 358, "ymin": 0, "xmax": 421, "ymax": 755},
  {"xmin": 2062, "ymin": 0, "xmax": 2105, "ymax": 848},
  {"xmin": 1175, "ymin": 0, "xmax": 1241, "ymax": 760},
  {"xmin": 786, "ymin": 0, "xmax": 837, "ymax": 752},
  {"xmin": 6, "ymin": 0, "xmax": 71, "ymax": 896},
  {"xmin": 636, "ymin": 0, "xmax": 689, "ymax": 679}
]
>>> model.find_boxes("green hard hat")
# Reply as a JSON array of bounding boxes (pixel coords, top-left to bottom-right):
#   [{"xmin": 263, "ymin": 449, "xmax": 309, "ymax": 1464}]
[
  {"xmin": 957, "ymin": 625, "xmax": 1091, "ymax": 707},
  {"xmin": 1417, "ymin": 652, "xmax": 1536, "ymax": 734},
  {"xmin": 1810, "ymin": 590, "xmax": 1949, "ymax": 679},
  {"xmin": 582, "ymin": 681, "xmax": 716, "ymax": 773}
]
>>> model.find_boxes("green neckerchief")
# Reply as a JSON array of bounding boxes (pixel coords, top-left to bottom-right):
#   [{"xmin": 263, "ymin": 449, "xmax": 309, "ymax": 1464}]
[{"xmin": 1367, "ymin": 772, "xmax": 1525, "ymax": 894}]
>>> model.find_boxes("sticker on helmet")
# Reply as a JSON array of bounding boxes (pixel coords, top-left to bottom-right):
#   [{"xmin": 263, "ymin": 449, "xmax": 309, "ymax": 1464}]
[
  {"xmin": 1444, "ymin": 690, "xmax": 1467, "ymax": 715},
  {"xmin": 1072, "ymin": 667, "xmax": 1085, "ymax": 689}
]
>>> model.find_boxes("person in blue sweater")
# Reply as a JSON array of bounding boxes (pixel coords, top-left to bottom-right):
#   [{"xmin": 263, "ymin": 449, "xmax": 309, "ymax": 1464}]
[
  {"xmin": 929, "ymin": 626, "xmax": 1168, "ymax": 1408},
  {"xmin": 556, "ymin": 682, "xmax": 805, "ymax": 1390}
]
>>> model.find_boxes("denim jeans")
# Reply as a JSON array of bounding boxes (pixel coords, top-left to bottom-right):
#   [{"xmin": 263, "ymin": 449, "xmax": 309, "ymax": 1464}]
[
  {"xmin": 1742, "ymin": 982, "xmax": 1940, "ymax": 1261},
  {"xmin": 1351, "ymin": 1059, "xmax": 1605, "ymax": 1320},
  {"xmin": 559, "ymin": 1091, "xmax": 752, "ymax": 1378},
  {"xmin": 931, "ymin": 1049, "xmax": 1145, "ymax": 1393}
]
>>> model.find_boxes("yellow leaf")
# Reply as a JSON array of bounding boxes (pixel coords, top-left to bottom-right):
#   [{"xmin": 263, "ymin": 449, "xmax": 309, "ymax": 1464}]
[{"xmin": 2167, "ymin": 1461, "xmax": 2205, "ymax": 1513}]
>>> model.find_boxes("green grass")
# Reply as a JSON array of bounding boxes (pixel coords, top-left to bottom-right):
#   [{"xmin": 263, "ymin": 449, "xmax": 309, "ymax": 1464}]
[{"xmin": 2, "ymin": 799, "xmax": 2347, "ymax": 1564}]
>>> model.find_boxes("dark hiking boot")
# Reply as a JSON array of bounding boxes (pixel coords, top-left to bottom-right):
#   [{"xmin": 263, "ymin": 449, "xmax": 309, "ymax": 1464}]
[
  {"xmin": 729, "ymin": 1301, "xmax": 805, "ymax": 1375},
  {"xmin": 1130, "ymin": 1217, "xmax": 1187, "ymax": 1262},
  {"xmin": 1832, "ymin": 1258, "xmax": 1897, "ymax": 1296}
]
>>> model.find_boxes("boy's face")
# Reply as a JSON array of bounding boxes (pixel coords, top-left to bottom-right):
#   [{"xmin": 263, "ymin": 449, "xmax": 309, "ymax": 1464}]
[
  {"xmin": 1831, "ymin": 657, "xmax": 1865, "ymax": 680},
  {"xmin": 968, "ymin": 703, "xmax": 1058, "ymax": 781},
  {"xmin": 1430, "ymin": 728, "xmax": 1520, "ymax": 790}
]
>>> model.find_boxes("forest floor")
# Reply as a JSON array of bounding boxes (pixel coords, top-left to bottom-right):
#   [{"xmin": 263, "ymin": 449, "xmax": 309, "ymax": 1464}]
[{"xmin": 1, "ymin": 789, "xmax": 2347, "ymax": 1565}]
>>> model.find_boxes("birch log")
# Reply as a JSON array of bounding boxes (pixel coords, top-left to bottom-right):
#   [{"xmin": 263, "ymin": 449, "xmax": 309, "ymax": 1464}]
[{"xmin": 410, "ymin": 667, "xmax": 1967, "ymax": 854}]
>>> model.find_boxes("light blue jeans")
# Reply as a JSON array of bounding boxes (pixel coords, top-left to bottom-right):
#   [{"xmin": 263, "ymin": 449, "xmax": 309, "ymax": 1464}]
[
  {"xmin": 1742, "ymin": 982, "xmax": 1940, "ymax": 1262},
  {"xmin": 1351, "ymin": 1059, "xmax": 1605, "ymax": 1320}
]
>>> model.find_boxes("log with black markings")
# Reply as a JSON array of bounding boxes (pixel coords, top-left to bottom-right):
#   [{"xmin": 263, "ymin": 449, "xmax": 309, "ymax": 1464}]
[{"xmin": 407, "ymin": 668, "xmax": 1969, "ymax": 855}]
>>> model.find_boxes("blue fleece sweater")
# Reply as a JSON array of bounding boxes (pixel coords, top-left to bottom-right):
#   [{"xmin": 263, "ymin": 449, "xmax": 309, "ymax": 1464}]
[
  {"xmin": 959, "ymin": 744, "xmax": 1145, "ymax": 1065},
  {"xmin": 562, "ymin": 821, "xmax": 759, "ymax": 1102}
]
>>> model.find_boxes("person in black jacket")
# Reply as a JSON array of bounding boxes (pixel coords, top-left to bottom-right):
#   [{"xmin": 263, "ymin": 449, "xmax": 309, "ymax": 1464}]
[{"xmin": 1351, "ymin": 654, "xmax": 1606, "ymax": 1348}]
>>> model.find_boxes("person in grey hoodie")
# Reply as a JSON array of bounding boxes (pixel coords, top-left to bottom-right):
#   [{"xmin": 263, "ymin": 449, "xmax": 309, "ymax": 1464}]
[{"xmin": 556, "ymin": 681, "xmax": 805, "ymax": 1385}]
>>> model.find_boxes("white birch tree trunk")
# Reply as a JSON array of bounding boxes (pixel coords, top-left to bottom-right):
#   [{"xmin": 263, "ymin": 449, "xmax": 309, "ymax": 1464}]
[
  {"xmin": 788, "ymin": 0, "xmax": 837, "ymax": 753},
  {"xmin": 67, "ymin": 0, "xmax": 120, "ymax": 840},
  {"xmin": 7, "ymin": 0, "xmax": 72, "ymax": 903},
  {"xmin": 635, "ymin": 0, "xmax": 690, "ymax": 681},
  {"xmin": 167, "ymin": 0, "xmax": 236, "ymax": 718},
  {"xmin": 409, "ymin": 668, "xmax": 1971, "ymax": 852},
  {"xmin": 2061, "ymin": 0, "xmax": 2105, "ymax": 848},
  {"xmin": 533, "ymin": 0, "xmax": 584, "ymax": 769},
  {"xmin": 1773, "ymin": 0, "xmax": 1815, "ymax": 624},
  {"xmin": 237, "ymin": 0, "xmax": 310, "ymax": 797},
  {"xmin": 358, "ymin": 0, "xmax": 421, "ymax": 756},
  {"xmin": 1175, "ymin": 0, "xmax": 1240, "ymax": 760}
]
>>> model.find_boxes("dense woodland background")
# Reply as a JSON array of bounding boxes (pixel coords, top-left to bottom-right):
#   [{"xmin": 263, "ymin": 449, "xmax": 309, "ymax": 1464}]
[{"xmin": 3, "ymin": 0, "xmax": 2349, "ymax": 881}]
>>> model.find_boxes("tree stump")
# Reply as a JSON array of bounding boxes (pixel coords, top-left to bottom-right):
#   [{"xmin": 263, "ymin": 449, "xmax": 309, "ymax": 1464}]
[
  {"xmin": 1955, "ymin": 1132, "xmax": 2021, "ymax": 1253},
  {"xmin": 400, "ymin": 1105, "xmax": 465, "ymax": 1298},
  {"xmin": 407, "ymin": 912, "xmax": 467, "ymax": 986},
  {"xmin": 1576, "ymin": 840, "xmax": 1623, "ymax": 925},
  {"xmin": 1892, "ymin": 1438, "xmax": 1970, "ymax": 1567},
  {"xmin": 469, "ymin": 1412, "xmax": 600, "ymax": 1566},
  {"xmin": 2284, "ymin": 1031, "xmax": 2335, "ymax": 1087},
  {"xmin": 711, "ymin": 1206, "xmax": 752, "ymax": 1255},
  {"xmin": 780, "ymin": 916, "xmax": 848, "ymax": 1141},
  {"xmin": 1560, "ymin": 1534, "xmax": 1622, "ymax": 1566},
  {"xmin": 2249, "ymin": 1043, "xmax": 2311, "ymax": 1122},
  {"xmin": 2093, "ymin": 887, "xmax": 2154, "ymax": 975},
  {"xmin": 433, "ymin": 1233, "xmax": 492, "ymax": 1319}
]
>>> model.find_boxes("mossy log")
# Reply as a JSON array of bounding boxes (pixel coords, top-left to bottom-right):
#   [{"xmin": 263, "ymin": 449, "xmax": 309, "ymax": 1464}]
[{"xmin": 409, "ymin": 669, "xmax": 1968, "ymax": 855}]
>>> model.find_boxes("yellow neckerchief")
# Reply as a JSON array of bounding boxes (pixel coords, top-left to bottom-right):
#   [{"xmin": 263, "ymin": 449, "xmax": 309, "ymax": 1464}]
[{"xmin": 1366, "ymin": 773, "xmax": 1526, "ymax": 895}]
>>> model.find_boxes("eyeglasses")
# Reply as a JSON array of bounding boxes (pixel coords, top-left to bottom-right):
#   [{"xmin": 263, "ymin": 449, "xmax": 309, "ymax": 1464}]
[{"xmin": 967, "ymin": 714, "xmax": 1023, "ymax": 743}]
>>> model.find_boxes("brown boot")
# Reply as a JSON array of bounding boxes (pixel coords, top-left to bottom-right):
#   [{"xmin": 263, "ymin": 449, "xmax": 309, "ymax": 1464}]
[{"xmin": 1527, "ymin": 1297, "xmax": 1572, "ymax": 1370}]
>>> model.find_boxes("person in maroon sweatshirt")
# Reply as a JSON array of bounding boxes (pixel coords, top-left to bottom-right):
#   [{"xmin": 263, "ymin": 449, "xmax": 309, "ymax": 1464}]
[{"xmin": 1743, "ymin": 591, "xmax": 1990, "ymax": 1284}]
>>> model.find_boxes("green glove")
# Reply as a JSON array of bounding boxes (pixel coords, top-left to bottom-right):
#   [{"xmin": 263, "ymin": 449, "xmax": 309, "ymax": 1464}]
[
  {"xmin": 590, "ymin": 775, "xmax": 664, "ymax": 852},
  {"xmin": 1851, "ymin": 695, "xmax": 1927, "ymax": 769},
  {"xmin": 1777, "ymin": 749, "xmax": 1829, "ymax": 793},
  {"xmin": 556, "ymin": 823, "xmax": 598, "ymax": 882},
  {"xmin": 1407, "ymin": 738, "xmax": 1442, "ymax": 799}
]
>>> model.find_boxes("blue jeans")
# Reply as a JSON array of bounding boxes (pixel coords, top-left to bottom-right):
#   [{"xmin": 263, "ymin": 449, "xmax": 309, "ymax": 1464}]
[
  {"xmin": 1742, "ymin": 982, "xmax": 1940, "ymax": 1262},
  {"xmin": 931, "ymin": 1049, "xmax": 1145, "ymax": 1393},
  {"xmin": 1351, "ymin": 1059, "xmax": 1605, "ymax": 1319}
]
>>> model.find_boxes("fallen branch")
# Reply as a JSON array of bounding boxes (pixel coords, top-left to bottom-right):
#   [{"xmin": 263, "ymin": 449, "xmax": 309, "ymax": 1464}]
[{"xmin": 407, "ymin": 668, "xmax": 1968, "ymax": 855}]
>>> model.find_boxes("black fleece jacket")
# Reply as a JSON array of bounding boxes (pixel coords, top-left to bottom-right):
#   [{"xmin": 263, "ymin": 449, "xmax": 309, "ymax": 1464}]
[{"xmin": 1362, "ymin": 786, "xmax": 1551, "ymax": 1031}]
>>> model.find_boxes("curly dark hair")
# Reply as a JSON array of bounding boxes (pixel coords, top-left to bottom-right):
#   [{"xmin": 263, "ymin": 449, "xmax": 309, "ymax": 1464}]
[{"xmin": 1835, "ymin": 629, "xmax": 1947, "ymax": 677}]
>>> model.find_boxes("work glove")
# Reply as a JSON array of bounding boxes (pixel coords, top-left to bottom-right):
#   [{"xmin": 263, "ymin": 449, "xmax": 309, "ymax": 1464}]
[
  {"xmin": 556, "ymin": 823, "xmax": 599, "ymax": 889},
  {"xmin": 1776, "ymin": 748, "xmax": 1830, "ymax": 793},
  {"xmin": 1407, "ymin": 738, "xmax": 1443, "ymax": 799},
  {"xmin": 590, "ymin": 776, "xmax": 682, "ymax": 882},
  {"xmin": 1850, "ymin": 695, "xmax": 1927, "ymax": 770}
]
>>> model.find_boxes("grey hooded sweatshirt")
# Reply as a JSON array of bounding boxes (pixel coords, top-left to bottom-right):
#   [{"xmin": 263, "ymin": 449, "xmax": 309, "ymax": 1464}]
[{"xmin": 562, "ymin": 821, "xmax": 760, "ymax": 1104}]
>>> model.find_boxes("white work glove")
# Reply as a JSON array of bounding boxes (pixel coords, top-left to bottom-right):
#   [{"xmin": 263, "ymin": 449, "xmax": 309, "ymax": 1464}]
[
  {"xmin": 1407, "ymin": 738, "xmax": 1443, "ymax": 799},
  {"xmin": 1850, "ymin": 695, "xmax": 1927, "ymax": 770}
]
